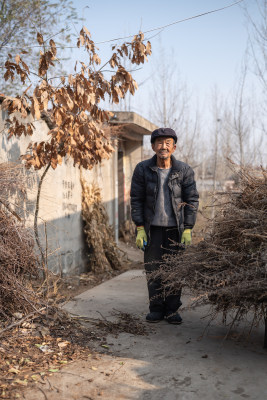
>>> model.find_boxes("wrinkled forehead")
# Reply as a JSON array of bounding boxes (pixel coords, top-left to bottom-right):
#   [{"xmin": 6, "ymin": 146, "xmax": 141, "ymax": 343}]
[{"xmin": 153, "ymin": 136, "xmax": 175, "ymax": 144}]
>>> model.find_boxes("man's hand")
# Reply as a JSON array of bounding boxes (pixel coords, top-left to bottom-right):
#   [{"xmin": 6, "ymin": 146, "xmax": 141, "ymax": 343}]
[
  {"xmin": 181, "ymin": 229, "xmax": 192, "ymax": 246},
  {"xmin": 136, "ymin": 226, "xmax": 147, "ymax": 250}
]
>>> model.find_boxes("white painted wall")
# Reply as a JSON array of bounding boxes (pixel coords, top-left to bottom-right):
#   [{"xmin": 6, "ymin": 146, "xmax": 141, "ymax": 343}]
[{"xmin": 0, "ymin": 108, "xmax": 117, "ymax": 275}]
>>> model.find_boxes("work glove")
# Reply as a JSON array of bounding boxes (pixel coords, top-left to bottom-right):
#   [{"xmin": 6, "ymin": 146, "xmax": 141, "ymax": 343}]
[
  {"xmin": 136, "ymin": 226, "xmax": 147, "ymax": 251},
  {"xmin": 181, "ymin": 229, "xmax": 192, "ymax": 246}
]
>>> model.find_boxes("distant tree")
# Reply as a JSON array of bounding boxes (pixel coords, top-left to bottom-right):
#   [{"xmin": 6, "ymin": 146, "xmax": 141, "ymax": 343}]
[
  {"xmin": 0, "ymin": 0, "xmax": 78, "ymax": 94},
  {"xmin": 222, "ymin": 63, "xmax": 265, "ymax": 168},
  {"xmin": 244, "ymin": 0, "xmax": 267, "ymax": 93},
  {"xmin": 149, "ymin": 46, "xmax": 200, "ymax": 165},
  {"xmin": 244, "ymin": 0, "xmax": 267, "ymax": 155}
]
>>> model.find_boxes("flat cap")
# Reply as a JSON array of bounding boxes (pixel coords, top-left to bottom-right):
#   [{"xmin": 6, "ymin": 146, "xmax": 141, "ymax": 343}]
[{"xmin": 151, "ymin": 128, "xmax": 177, "ymax": 143}]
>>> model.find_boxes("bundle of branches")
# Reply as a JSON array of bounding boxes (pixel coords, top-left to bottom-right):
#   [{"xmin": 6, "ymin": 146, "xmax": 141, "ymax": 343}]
[
  {"xmin": 119, "ymin": 219, "xmax": 136, "ymax": 244},
  {"xmin": 0, "ymin": 162, "xmax": 25, "ymax": 220},
  {"xmin": 154, "ymin": 167, "xmax": 267, "ymax": 326},
  {"xmin": 0, "ymin": 163, "xmax": 42, "ymax": 319},
  {"xmin": 81, "ymin": 180, "xmax": 122, "ymax": 273}
]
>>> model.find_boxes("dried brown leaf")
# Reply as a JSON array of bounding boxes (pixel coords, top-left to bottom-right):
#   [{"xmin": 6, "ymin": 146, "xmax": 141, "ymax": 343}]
[
  {"xmin": 15, "ymin": 54, "xmax": 20, "ymax": 65},
  {"xmin": 83, "ymin": 26, "xmax": 91, "ymax": 37},
  {"xmin": 37, "ymin": 32, "xmax": 44, "ymax": 45}
]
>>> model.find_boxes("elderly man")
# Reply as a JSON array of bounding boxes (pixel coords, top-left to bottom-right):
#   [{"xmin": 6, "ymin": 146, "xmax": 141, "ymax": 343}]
[{"xmin": 130, "ymin": 128, "xmax": 199, "ymax": 324}]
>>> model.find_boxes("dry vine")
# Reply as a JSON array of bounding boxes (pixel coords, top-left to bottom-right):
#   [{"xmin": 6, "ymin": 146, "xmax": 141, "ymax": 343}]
[{"xmin": 81, "ymin": 180, "xmax": 122, "ymax": 273}]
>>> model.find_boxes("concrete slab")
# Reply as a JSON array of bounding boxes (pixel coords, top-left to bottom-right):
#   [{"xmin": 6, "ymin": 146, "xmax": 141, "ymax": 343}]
[
  {"xmin": 118, "ymin": 241, "xmax": 144, "ymax": 263},
  {"xmin": 65, "ymin": 270, "xmax": 148, "ymax": 321},
  {"xmin": 61, "ymin": 270, "xmax": 267, "ymax": 400}
]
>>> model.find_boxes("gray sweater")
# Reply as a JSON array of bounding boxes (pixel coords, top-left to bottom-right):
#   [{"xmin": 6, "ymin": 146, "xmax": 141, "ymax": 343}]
[{"xmin": 151, "ymin": 168, "xmax": 177, "ymax": 227}]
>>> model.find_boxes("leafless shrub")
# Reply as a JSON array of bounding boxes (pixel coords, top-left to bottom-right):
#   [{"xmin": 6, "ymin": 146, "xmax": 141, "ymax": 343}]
[
  {"xmin": 0, "ymin": 163, "xmax": 41, "ymax": 319},
  {"xmin": 153, "ymin": 166, "xmax": 267, "ymax": 326}
]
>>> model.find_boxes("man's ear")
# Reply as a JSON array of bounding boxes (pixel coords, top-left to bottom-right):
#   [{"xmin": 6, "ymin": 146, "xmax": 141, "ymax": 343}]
[{"xmin": 151, "ymin": 142, "xmax": 155, "ymax": 152}]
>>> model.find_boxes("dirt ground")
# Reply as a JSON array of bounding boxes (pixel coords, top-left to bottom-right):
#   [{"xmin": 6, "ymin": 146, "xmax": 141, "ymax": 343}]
[
  {"xmin": 0, "ymin": 242, "xmax": 144, "ymax": 400},
  {"xmin": 23, "ymin": 268, "xmax": 267, "ymax": 400},
  {"xmin": 1, "ymin": 242, "xmax": 266, "ymax": 400}
]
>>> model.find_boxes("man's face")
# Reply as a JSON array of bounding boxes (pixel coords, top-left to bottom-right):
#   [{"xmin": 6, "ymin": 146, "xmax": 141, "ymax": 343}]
[{"xmin": 151, "ymin": 137, "xmax": 176, "ymax": 160}]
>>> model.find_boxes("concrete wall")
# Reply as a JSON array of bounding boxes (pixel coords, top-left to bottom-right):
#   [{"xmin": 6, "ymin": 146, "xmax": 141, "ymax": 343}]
[
  {"xmin": 0, "ymin": 108, "xmax": 117, "ymax": 275},
  {"xmin": 0, "ymin": 106, "xmax": 150, "ymax": 275},
  {"xmin": 123, "ymin": 139, "xmax": 142, "ymax": 220},
  {"xmin": 81, "ymin": 151, "xmax": 118, "ymax": 241}
]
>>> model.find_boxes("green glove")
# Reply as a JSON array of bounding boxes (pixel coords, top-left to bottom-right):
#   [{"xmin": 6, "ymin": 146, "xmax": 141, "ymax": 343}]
[
  {"xmin": 181, "ymin": 229, "xmax": 192, "ymax": 245},
  {"xmin": 136, "ymin": 226, "xmax": 147, "ymax": 250}
]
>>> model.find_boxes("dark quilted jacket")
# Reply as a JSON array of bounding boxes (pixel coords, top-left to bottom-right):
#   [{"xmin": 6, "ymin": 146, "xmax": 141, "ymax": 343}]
[{"xmin": 130, "ymin": 154, "xmax": 199, "ymax": 238}]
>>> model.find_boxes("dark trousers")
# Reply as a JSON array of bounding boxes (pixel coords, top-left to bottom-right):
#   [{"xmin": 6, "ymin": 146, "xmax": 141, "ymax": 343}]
[{"xmin": 144, "ymin": 225, "xmax": 182, "ymax": 314}]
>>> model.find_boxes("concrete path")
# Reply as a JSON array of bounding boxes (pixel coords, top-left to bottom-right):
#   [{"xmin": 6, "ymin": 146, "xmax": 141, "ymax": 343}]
[
  {"xmin": 118, "ymin": 240, "xmax": 144, "ymax": 264},
  {"xmin": 25, "ymin": 270, "xmax": 267, "ymax": 400}
]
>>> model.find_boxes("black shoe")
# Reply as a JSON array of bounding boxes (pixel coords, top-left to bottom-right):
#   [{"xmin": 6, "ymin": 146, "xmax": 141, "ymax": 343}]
[
  {"xmin": 146, "ymin": 311, "xmax": 165, "ymax": 323},
  {"xmin": 166, "ymin": 312, "xmax": 183, "ymax": 325}
]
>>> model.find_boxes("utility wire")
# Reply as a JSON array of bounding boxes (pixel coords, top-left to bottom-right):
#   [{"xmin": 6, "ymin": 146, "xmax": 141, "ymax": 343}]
[
  {"xmin": 1, "ymin": 0, "xmax": 244, "ymax": 50},
  {"xmin": 95, "ymin": 0, "xmax": 245, "ymax": 44}
]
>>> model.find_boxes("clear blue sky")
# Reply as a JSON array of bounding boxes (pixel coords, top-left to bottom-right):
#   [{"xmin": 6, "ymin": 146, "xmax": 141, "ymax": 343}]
[{"xmin": 66, "ymin": 0, "xmax": 260, "ymax": 120}]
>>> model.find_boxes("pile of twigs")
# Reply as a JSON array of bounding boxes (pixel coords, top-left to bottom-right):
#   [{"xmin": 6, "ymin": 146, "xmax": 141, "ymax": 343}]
[
  {"xmin": 0, "ymin": 163, "xmax": 41, "ymax": 319},
  {"xmin": 154, "ymin": 167, "xmax": 267, "ymax": 324},
  {"xmin": 119, "ymin": 219, "xmax": 136, "ymax": 244},
  {"xmin": 0, "ymin": 162, "xmax": 25, "ymax": 221},
  {"xmin": 96, "ymin": 310, "xmax": 149, "ymax": 336},
  {"xmin": 81, "ymin": 180, "xmax": 122, "ymax": 273}
]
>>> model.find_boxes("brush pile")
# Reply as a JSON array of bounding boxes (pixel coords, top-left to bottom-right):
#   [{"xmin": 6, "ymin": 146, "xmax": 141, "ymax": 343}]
[
  {"xmin": 155, "ymin": 167, "xmax": 267, "ymax": 324},
  {"xmin": 81, "ymin": 180, "xmax": 122, "ymax": 273},
  {"xmin": 119, "ymin": 219, "xmax": 136, "ymax": 244},
  {"xmin": 0, "ymin": 163, "xmax": 41, "ymax": 319}
]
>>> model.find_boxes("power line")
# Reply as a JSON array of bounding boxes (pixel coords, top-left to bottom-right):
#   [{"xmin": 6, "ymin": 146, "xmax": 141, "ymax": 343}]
[
  {"xmin": 95, "ymin": 0, "xmax": 245, "ymax": 44},
  {"xmin": 1, "ymin": 0, "xmax": 244, "ymax": 50}
]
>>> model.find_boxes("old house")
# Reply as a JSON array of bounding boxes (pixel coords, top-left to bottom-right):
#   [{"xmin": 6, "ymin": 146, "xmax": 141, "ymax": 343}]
[{"xmin": 0, "ymin": 97, "xmax": 156, "ymax": 275}]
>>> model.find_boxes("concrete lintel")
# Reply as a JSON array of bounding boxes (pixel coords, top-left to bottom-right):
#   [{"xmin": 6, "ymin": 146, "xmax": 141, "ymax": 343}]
[
  {"xmin": 109, "ymin": 111, "xmax": 158, "ymax": 136},
  {"xmin": 118, "ymin": 129, "xmax": 144, "ymax": 142}
]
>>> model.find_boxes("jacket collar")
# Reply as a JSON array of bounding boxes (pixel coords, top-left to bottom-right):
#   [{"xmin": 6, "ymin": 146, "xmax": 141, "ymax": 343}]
[
  {"xmin": 149, "ymin": 154, "xmax": 158, "ymax": 171},
  {"xmin": 149, "ymin": 154, "xmax": 184, "ymax": 175}
]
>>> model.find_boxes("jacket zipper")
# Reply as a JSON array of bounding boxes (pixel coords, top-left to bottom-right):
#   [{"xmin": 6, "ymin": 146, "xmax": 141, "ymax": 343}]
[
  {"xmin": 168, "ymin": 176, "xmax": 180, "ymax": 230},
  {"xmin": 152, "ymin": 169, "xmax": 159, "ymax": 213}
]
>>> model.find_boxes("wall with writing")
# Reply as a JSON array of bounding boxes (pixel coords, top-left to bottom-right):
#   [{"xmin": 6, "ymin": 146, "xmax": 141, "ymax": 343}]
[{"xmin": 0, "ymin": 108, "xmax": 116, "ymax": 275}]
